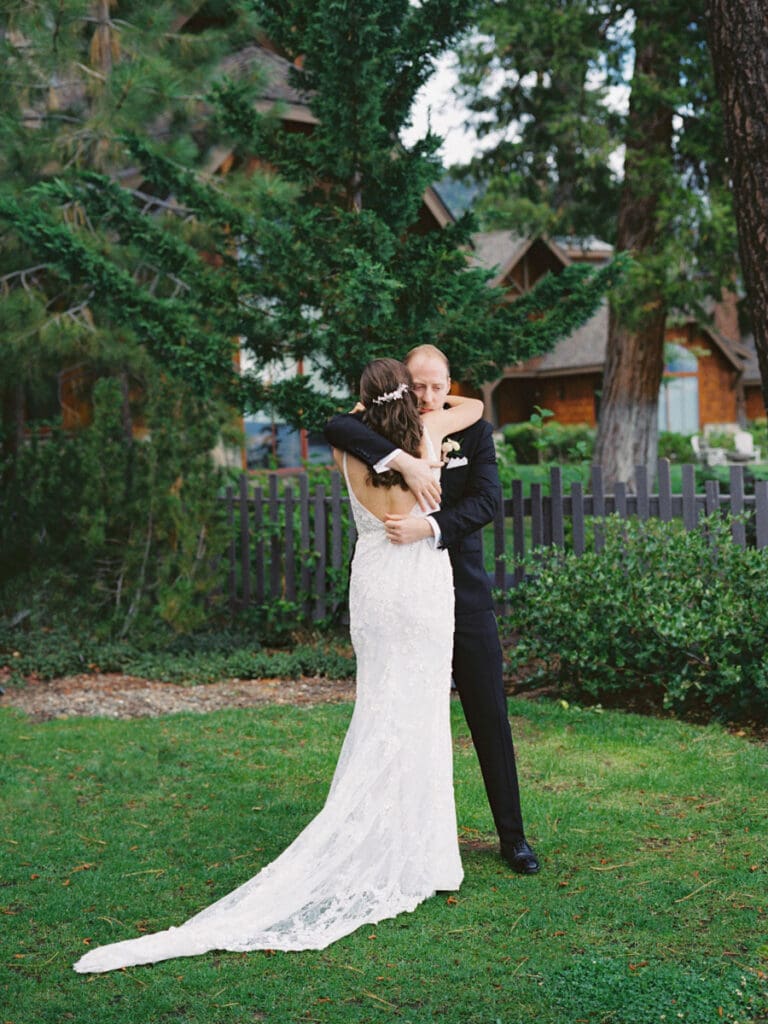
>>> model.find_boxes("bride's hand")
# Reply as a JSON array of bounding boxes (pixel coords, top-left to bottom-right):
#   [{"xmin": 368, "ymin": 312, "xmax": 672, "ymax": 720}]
[
  {"xmin": 385, "ymin": 514, "xmax": 434, "ymax": 545},
  {"xmin": 388, "ymin": 451, "xmax": 441, "ymax": 511}
]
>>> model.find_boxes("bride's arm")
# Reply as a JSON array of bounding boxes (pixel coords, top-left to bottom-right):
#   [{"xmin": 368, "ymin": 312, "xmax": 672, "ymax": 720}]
[{"xmin": 425, "ymin": 393, "xmax": 484, "ymax": 443}]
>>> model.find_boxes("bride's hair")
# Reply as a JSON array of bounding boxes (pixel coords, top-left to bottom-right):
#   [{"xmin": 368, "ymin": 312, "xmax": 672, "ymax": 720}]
[{"xmin": 360, "ymin": 358, "xmax": 423, "ymax": 490}]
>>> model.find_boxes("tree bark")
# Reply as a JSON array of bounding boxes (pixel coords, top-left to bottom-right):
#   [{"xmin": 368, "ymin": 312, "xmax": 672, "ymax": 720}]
[
  {"xmin": 707, "ymin": 0, "xmax": 768, "ymax": 411},
  {"xmin": 593, "ymin": 17, "xmax": 675, "ymax": 489}
]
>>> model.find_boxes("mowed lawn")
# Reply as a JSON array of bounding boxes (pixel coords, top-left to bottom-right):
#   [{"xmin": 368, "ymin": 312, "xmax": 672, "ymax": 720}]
[{"xmin": 1, "ymin": 696, "xmax": 766, "ymax": 1024}]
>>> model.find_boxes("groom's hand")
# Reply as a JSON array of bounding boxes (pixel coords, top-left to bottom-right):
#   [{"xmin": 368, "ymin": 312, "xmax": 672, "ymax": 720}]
[
  {"xmin": 388, "ymin": 451, "xmax": 441, "ymax": 511},
  {"xmin": 384, "ymin": 514, "xmax": 434, "ymax": 545}
]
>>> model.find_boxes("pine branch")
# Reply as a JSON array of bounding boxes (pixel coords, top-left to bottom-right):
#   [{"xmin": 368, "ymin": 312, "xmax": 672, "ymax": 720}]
[{"xmin": 0, "ymin": 192, "xmax": 235, "ymax": 393}]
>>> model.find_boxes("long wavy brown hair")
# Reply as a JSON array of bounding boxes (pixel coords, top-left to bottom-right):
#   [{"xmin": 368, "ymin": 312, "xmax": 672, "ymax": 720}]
[{"xmin": 360, "ymin": 358, "xmax": 423, "ymax": 490}]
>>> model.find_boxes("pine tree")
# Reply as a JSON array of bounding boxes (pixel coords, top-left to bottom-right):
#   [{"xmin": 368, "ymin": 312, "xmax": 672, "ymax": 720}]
[
  {"xmin": 0, "ymin": 0, "xmax": 624, "ymax": 630},
  {"xmin": 457, "ymin": 0, "xmax": 737, "ymax": 485},
  {"xmin": 212, "ymin": 0, "xmax": 625, "ymax": 426}
]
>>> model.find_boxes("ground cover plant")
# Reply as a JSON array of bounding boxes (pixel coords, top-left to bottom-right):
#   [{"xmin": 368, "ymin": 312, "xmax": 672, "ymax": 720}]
[
  {"xmin": 0, "ymin": 619, "xmax": 355, "ymax": 687},
  {"xmin": 2, "ymin": 698, "xmax": 766, "ymax": 1024}
]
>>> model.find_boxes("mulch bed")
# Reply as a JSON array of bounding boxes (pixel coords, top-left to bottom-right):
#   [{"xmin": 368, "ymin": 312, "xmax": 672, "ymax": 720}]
[{"xmin": 0, "ymin": 672, "xmax": 357, "ymax": 723}]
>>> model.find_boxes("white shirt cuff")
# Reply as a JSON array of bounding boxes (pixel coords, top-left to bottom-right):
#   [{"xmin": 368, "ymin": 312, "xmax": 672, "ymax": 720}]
[
  {"xmin": 427, "ymin": 515, "xmax": 441, "ymax": 547},
  {"xmin": 373, "ymin": 448, "xmax": 402, "ymax": 474}
]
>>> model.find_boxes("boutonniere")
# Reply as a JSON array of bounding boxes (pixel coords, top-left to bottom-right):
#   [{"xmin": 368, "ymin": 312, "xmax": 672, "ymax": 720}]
[{"xmin": 441, "ymin": 438, "xmax": 462, "ymax": 464}]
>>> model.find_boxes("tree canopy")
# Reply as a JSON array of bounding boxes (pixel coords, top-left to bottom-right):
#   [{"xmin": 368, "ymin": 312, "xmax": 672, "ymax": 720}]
[
  {"xmin": 457, "ymin": 0, "xmax": 740, "ymax": 483},
  {"xmin": 1, "ymin": 0, "xmax": 622, "ymax": 442}
]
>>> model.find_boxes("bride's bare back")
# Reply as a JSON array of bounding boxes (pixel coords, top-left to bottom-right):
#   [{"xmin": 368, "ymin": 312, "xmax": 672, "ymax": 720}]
[
  {"xmin": 338, "ymin": 432, "xmax": 438, "ymax": 520},
  {"xmin": 333, "ymin": 397, "xmax": 483, "ymax": 520}
]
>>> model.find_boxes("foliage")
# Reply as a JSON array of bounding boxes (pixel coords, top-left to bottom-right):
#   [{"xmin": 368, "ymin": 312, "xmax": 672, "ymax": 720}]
[
  {"xmin": 0, "ymin": 1, "xmax": 624, "ymax": 637},
  {"xmin": 457, "ymin": 0, "xmax": 736, "ymax": 309},
  {"xmin": 204, "ymin": 0, "xmax": 628, "ymax": 421},
  {"xmin": 0, "ymin": 376, "xmax": 231, "ymax": 636},
  {"xmin": 0, "ymin": 618, "xmax": 354, "ymax": 686},
  {"xmin": 501, "ymin": 513, "xmax": 768, "ymax": 724},
  {"xmin": 456, "ymin": 0, "xmax": 623, "ymax": 241},
  {"xmin": 502, "ymin": 420, "xmax": 595, "ymax": 465},
  {"xmin": 457, "ymin": 0, "xmax": 740, "ymax": 482},
  {"xmin": 748, "ymin": 417, "xmax": 768, "ymax": 455},
  {"xmin": 703, "ymin": 429, "xmax": 737, "ymax": 452},
  {"xmin": 657, "ymin": 430, "xmax": 695, "ymax": 463},
  {"xmin": 1, "ymin": 699, "xmax": 766, "ymax": 1022}
]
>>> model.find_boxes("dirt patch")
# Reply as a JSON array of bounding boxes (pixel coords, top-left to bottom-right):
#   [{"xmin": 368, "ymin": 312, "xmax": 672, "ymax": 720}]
[{"xmin": 0, "ymin": 672, "xmax": 356, "ymax": 723}]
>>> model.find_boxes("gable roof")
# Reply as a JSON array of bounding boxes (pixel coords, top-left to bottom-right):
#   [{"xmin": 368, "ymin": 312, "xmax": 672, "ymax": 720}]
[
  {"xmin": 505, "ymin": 303, "xmax": 609, "ymax": 377},
  {"xmin": 470, "ymin": 230, "xmax": 570, "ymax": 286},
  {"xmin": 470, "ymin": 230, "xmax": 750, "ymax": 379}
]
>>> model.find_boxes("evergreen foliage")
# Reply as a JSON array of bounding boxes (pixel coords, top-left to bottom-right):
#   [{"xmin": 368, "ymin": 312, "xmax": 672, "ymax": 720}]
[
  {"xmin": 0, "ymin": 0, "xmax": 621, "ymax": 635},
  {"xmin": 457, "ymin": 1, "xmax": 741, "ymax": 481}
]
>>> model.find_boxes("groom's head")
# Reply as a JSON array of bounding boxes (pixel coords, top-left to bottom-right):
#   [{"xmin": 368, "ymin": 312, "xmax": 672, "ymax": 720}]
[{"xmin": 404, "ymin": 344, "xmax": 451, "ymax": 413}]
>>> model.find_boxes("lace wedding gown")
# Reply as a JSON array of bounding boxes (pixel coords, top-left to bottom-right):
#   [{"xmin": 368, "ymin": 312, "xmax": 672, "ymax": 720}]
[{"xmin": 73, "ymin": 442, "xmax": 462, "ymax": 973}]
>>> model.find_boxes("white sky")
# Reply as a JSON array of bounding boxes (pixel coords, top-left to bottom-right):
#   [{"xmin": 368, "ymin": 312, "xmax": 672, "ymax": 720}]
[
  {"xmin": 401, "ymin": 52, "xmax": 482, "ymax": 167},
  {"xmin": 403, "ymin": 50, "xmax": 630, "ymax": 176}
]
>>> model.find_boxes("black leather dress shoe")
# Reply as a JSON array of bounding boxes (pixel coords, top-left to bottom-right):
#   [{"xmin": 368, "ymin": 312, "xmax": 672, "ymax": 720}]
[{"xmin": 501, "ymin": 839, "xmax": 540, "ymax": 875}]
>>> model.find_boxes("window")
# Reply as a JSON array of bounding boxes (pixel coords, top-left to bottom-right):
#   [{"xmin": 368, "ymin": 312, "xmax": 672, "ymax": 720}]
[{"xmin": 658, "ymin": 342, "xmax": 699, "ymax": 434}]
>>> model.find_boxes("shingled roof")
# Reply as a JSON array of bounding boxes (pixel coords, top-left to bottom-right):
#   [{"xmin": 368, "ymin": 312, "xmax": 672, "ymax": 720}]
[
  {"xmin": 219, "ymin": 44, "xmax": 317, "ymax": 122},
  {"xmin": 470, "ymin": 230, "xmax": 570, "ymax": 286}
]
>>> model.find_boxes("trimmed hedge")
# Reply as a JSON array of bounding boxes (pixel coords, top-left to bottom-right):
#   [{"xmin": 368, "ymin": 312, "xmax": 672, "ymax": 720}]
[{"xmin": 500, "ymin": 512, "xmax": 768, "ymax": 724}]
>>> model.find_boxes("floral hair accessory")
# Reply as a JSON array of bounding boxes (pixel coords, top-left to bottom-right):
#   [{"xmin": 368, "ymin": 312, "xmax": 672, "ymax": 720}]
[{"xmin": 372, "ymin": 382, "xmax": 409, "ymax": 406}]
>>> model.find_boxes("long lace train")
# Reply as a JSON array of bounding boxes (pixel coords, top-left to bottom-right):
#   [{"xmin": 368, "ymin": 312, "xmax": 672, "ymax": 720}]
[{"xmin": 74, "ymin": 445, "xmax": 461, "ymax": 973}]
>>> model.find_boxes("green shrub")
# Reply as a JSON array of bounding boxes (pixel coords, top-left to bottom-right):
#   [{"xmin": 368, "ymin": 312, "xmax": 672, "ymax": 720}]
[
  {"xmin": 0, "ymin": 618, "xmax": 355, "ymax": 685},
  {"xmin": 500, "ymin": 513, "xmax": 768, "ymax": 724},
  {"xmin": 658, "ymin": 430, "xmax": 695, "ymax": 463},
  {"xmin": 748, "ymin": 416, "xmax": 768, "ymax": 455},
  {"xmin": 502, "ymin": 420, "xmax": 595, "ymax": 464},
  {"xmin": 0, "ymin": 376, "xmax": 230, "ymax": 637}
]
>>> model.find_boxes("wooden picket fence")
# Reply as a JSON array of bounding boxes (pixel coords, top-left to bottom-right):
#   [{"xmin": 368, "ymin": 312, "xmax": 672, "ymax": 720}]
[{"xmin": 222, "ymin": 460, "xmax": 768, "ymax": 621}]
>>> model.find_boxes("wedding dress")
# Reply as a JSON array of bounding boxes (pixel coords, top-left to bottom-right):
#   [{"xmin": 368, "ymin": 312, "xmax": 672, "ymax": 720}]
[{"xmin": 73, "ymin": 437, "xmax": 462, "ymax": 973}]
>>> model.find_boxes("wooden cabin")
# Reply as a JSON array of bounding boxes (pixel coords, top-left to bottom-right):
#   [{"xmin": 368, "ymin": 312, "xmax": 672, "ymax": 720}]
[{"xmin": 470, "ymin": 230, "xmax": 763, "ymax": 434}]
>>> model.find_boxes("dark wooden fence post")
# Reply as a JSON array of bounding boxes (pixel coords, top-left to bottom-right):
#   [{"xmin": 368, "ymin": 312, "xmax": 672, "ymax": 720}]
[
  {"xmin": 550, "ymin": 466, "xmax": 565, "ymax": 547},
  {"xmin": 314, "ymin": 484, "xmax": 327, "ymax": 620},
  {"xmin": 591, "ymin": 465, "xmax": 605, "ymax": 552},
  {"xmin": 299, "ymin": 474, "xmax": 312, "ymax": 618},
  {"xmin": 681, "ymin": 463, "xmax": 697, "ymax": 530},
  {"xmin": 284, "ymin": 485, "xmax": 296, "ymax": 603},
  {"xmin": 571, "ymin": 480, "xmax": 585, "ymax": 555},
  {"xmin": 268, "ymin": 474, "xmax": 281, "ymax": 602},
  {"xmin": 252, "ymin": 485, "xmax": 265, "ymax": 606},
  {"xmin": 658, "ymin": 459, "xmax": 672, "ymax": 522},
  {"xmin": 511, "ymin": 478, "xmax": 525, "ymax": 587},
  {"xmin": 225, "ymin": 485, "xmax": 237, "ymax": 611},
  {"xmin": 239, "ymin": 474, "xmax": 251, "ymax": 607},
  {"xmin": 756, "ymin": 480, "xmax": 768, "ymax": 549},
  {"xmin": 729, "ymin": 464, "xmax": 746, "ymax": 547}
]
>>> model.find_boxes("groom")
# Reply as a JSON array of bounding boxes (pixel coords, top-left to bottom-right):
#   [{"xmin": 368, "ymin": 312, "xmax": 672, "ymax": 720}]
[{"xmin": 324, "ymin": 343, "xmax": 539, "ymax": 875}]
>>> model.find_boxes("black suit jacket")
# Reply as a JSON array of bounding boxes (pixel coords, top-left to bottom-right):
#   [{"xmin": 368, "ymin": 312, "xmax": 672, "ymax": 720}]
[{"xmin": 324, "ymin": 414, "xmax": 500, "ymax": 616}]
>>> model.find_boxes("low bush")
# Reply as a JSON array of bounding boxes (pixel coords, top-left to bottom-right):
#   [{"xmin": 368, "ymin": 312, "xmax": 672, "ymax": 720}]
[
  {"xmin": 500, "ymin": 512, "xmax": 768, "ymax": 724},
  {"xmin": 0, "ymin": 618, "xmax": 355, "ymax": 686},
  {"xmin": 658, "ymin": 430, "xmax": 695, "ymax": 463},
  {"xmin": 502, "ymin": 420, "xmax": 595, "ymax": 464}
]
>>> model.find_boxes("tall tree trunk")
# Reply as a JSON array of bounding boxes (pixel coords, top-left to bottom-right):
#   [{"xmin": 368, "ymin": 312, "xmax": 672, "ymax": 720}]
[
  {"xmin": 593, "ymin": 18, "xmax": 675, "ymax": 489},
  {"xmin": 707, "ymin": 0, "xmax": 768, "ymax": 410}
]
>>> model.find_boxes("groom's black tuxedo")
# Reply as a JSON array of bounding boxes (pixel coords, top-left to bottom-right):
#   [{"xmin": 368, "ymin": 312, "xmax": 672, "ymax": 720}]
[{"xmin": 324, "ymin": 414, "xmax": 527, "ymax": 847}]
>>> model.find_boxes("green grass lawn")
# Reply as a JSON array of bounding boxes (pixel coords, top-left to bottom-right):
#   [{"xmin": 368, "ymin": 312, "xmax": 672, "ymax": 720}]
[{"xmin": 2, "ymin": 698, "xmax": 766, "ymax": 1024}]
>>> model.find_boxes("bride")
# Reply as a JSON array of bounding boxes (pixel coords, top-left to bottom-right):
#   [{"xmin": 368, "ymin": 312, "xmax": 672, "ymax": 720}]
[{"xmin": 73, "ymin": 358, "xmax": 483, "ymax": 973}]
